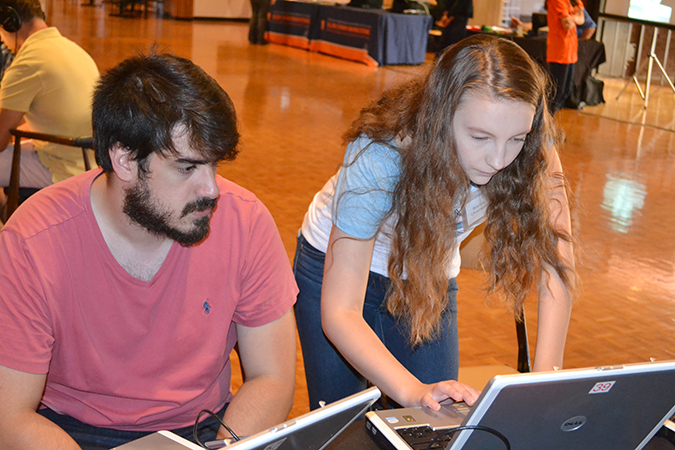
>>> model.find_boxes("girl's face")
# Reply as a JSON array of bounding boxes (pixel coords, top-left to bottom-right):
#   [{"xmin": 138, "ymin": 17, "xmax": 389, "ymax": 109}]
[{"xmin": 452, "ymin": 92, "xmax": 536, "ymax": 186}]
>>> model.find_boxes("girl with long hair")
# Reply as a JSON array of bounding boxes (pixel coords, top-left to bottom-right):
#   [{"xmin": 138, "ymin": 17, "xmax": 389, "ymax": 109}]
[{"xmin": 293, "ymin": 34, "xmax": 577, "ymax": 411}]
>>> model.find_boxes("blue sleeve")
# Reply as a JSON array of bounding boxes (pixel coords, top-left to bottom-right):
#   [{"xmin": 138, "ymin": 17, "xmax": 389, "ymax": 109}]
[
  {"xmin": 333, "ymin": 137, "xmax": 401, "ymax": 239},
  {"xmin": 577, "ymin": 8, "xmax": 596, "ymax": 35}
]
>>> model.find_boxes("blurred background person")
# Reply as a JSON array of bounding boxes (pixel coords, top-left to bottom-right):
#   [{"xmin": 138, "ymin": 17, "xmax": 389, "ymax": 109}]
[{"xmin": 0, "ymin": 0, "xmax": 98, "ymax": 215}]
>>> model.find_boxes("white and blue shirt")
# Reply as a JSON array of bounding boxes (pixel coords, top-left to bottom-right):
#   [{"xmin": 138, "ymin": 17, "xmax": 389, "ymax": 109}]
[{"xmin": 301, "ymin": 137, "xmax": 487, "ymax": 279}]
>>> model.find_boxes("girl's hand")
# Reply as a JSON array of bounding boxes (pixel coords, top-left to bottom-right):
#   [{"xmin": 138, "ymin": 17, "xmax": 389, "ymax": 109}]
[{"xmin": 410, "ymin": 380, "xmax": 481, "ymax": 411}]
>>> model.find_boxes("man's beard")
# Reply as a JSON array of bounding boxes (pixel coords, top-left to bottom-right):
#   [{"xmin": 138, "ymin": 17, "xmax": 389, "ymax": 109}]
[{"xmin": 123, "ymin": 179, "xmax": 218, "ymax": 246}]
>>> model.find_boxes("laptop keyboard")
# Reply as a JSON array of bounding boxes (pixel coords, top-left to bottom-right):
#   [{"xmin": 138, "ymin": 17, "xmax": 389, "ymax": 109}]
[{"xmin": 395, "ymin": 402, "xmax": 471, "ymax": 450}]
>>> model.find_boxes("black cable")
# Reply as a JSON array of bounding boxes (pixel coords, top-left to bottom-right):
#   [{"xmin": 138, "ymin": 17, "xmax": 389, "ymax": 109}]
[
  {"xmin": 193, "ymin": 409, "xmax": 240, "ymax": 449},
  {"xmin": 425, "ymin": 425, "xmax": 511, "ymax": 450}
]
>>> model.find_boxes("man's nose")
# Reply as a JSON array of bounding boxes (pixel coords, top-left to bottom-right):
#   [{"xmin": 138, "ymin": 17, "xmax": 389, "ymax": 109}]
[{"xmin": 196, "ymin": 165, "xmax": 219, "ymax": 199}]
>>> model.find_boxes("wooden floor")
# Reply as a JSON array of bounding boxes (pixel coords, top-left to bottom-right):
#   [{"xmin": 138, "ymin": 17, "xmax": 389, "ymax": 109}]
[{"xmin": 43, "ymin": 0, "xmax": 675, "ymax": 419}]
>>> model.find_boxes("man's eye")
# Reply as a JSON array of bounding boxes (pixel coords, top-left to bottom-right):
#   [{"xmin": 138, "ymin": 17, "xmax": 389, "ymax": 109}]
[{"xmin": 178, "ymin": 165, "xmax": 196, "ymax": 173}]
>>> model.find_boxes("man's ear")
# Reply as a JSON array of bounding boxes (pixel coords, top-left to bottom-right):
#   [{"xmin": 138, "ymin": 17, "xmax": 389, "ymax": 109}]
[{"xmin": 109, "ymin": 143, "xmax": 136, "ymax": 183}]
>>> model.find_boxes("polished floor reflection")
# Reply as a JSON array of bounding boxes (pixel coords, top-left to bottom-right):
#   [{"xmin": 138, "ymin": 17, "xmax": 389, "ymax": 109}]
[{"xmin": 42, "ymin": 0, "xmax": 675, "ymax": 418}]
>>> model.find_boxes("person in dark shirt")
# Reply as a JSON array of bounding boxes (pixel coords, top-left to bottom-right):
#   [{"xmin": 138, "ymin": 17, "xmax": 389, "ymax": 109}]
[
  {"xmin": 248, "ymin": 0, "xmax": 271, "ymax": 45},
  {"xmin": 435, "ymin": 0, "xmax": 473, "ymax": 56}
]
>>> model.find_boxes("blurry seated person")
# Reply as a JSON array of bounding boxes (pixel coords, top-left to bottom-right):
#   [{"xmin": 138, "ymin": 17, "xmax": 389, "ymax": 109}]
[
  {"xmin": 0, "ymin": 52, "xmax": 298, "ymax": 450},
  {"xmin": 0, "ymin": 0, "xmax": 99, "ymax": 212},
  {"xmin": 576, "ymin": 8, "xmax": 596, "ymax": 39}
]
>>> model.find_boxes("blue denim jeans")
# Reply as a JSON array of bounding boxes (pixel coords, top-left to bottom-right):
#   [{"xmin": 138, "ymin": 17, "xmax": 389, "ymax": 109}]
[
  {"xmin": 293, "ymin": 233, "xmax": 459, "ymax": 410},
  {"xmin": 38, "ymin": 404, "xmax": 227, "ymax": 450}
]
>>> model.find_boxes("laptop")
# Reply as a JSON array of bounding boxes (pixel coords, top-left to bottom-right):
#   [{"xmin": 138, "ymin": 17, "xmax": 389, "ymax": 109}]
[
  {"xmin": 112, "ymin": 432, "xmax": 203, "ymax": 450},
  {"xmin": 365, "ymin": 360, "xmax": 675, "ymax": 450},
  {"xmin": 114, "ymin": 386, "xmax": 380, "ymax": 450}
]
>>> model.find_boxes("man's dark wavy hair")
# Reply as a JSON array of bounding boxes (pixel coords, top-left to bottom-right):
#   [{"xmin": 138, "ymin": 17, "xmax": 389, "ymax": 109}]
[{"xmin": 93, "ymin": 52, "xmax": 240, "ymax": 174}]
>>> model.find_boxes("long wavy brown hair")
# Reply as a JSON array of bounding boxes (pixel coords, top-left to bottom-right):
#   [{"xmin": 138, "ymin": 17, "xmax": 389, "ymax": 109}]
[{"xmin": 340, "ymin": 35, "xmax": 577, "ymax": 346}]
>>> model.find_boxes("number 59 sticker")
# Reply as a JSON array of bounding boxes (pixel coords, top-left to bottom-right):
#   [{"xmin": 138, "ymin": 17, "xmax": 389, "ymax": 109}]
[{"xmin": 589, "ymin": 381, "xmax": 616, "ymax": 394}]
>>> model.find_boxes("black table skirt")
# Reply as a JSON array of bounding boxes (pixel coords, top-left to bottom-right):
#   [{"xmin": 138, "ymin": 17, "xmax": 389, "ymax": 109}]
[
  {"xmin": 467, "ymin": 31, "xmax": 607, "ymax": 107},
  {"xmin": 266, "ymin": 1, "xmax": 433, "ymax": 66}
]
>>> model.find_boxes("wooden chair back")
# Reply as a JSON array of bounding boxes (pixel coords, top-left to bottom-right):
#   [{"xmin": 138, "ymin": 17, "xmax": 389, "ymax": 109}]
[{"xmin": 2, "ymin": 129, "xmax": 94, "ymax": 222}]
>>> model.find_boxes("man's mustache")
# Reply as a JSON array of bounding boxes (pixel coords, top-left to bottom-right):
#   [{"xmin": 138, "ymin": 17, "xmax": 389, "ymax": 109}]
[{"xmin": 181, "ymin": 197, "xmax": 218, "ymax": 218}]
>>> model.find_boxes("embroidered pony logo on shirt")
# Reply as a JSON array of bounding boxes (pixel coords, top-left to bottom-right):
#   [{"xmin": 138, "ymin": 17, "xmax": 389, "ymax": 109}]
[{"xmin": 203, "ymin": 300, "xmax": 211, "ymax": 315}]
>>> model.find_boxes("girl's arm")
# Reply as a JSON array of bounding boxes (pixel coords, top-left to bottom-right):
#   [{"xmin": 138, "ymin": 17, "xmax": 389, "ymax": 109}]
[
  {"xmin": 532, "ymin": 149, "xmax": 574, "ymax": 372},
  {"xmin": 321, "ymin": 225, "xmax": 480, "ymax": 409}
]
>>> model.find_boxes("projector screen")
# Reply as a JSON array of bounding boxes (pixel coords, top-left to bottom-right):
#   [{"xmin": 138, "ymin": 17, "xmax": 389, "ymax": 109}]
[{"xmin": 604, "ymin": 0, "xmax": 675, "ymax": 26}]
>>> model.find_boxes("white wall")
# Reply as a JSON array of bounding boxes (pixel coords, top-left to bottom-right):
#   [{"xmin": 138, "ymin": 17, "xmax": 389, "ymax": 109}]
[
  {"xmin": 513, "ymin": 0, "xmax": 545, "ymax": 19},
  {"xmin": 193, "ymin": 0, "xmax": 252, "ymax": 19}
]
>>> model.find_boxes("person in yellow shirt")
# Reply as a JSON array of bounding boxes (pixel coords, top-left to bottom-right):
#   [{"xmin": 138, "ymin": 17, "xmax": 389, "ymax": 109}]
[{"xmin": 0, "ymin": 0, "xmax": 99, "ymax": 214}]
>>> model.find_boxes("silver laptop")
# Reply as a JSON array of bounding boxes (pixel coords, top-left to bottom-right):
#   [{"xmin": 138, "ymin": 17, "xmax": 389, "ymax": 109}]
[
  {"xmin": 112, "ymin": 432, "xmax": 203, "ymax": 450},
  {"xmin": 366, "ymin": 360, "xmax": 675, "ymax": 450},
  {"xmin": 114, "ymin": 386, "xmax": 380, "ymax": 450}
]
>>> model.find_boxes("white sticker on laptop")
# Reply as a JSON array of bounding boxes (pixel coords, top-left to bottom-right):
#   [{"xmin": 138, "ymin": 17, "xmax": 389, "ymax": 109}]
[{"xmin": 589, "ymin": 381, "xmax": 616, "ymax": 394}]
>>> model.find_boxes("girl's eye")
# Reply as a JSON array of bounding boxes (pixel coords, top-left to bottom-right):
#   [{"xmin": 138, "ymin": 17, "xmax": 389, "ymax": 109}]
[{"xmin": 472, "ymin": 136, "xmax": 488, "ymax": 141}]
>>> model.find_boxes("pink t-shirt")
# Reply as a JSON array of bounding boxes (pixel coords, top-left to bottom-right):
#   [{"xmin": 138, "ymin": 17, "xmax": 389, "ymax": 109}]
[{"xmin": 0, "ymin": 169, "xmax": 298, "ymax": 431}]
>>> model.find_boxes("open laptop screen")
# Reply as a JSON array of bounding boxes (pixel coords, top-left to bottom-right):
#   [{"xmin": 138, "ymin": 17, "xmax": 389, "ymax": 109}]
[
  {"xmin": 227, "ymin": 386, "xmax": 380, "ymax": 450},
  {"xmin": 366, "ymin": 360, "xmax": 675, "ymax": 450},
  {"xmin": 451, "ymin": 361, "xmax": 675, "ymax": 450},
  {"xmin": 116, "ymin": 386, "xmax": 380, "ymax": 450}
]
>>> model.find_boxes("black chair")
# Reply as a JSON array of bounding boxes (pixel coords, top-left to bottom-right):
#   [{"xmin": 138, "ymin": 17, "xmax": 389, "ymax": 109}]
[{"xmin": 2, "ymin": 129, "xmax": 94, "ymax": 222}]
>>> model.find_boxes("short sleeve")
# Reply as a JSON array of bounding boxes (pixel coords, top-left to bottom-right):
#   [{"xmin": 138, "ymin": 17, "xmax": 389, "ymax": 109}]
[
  {"xmin": 333, "ymin": 137, "xmax": 400, "ymax": 239},
  {"xmin": 580, "ymin": 8, "xmax": 595, "ymax": 30},
  {"xmin": 0, "ymin": 229, "xmax": 54, "ymax": 374},
  {"xmin": 0, "ymin": 58, "xmax": 41, "ymax": 113},
  {"xmin": 231, "ymin": 201, "xmax": 298, "ymax": 327},
  {"xmin": 547, "ymin": 0, "xmax": 570, "ymax": 19}
]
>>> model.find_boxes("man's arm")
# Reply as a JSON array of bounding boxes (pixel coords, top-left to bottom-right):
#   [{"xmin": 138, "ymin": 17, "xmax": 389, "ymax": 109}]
[
  {"xmin": 0, "ymin": 108, "xmax": 26, "ymax": 151},
  {"xmin": 510, "ymin": 17, "xmax": 533, "ymax": 32},
  {"xmin": 0, "ymin": 365, "xmax": 81, "ymax": 450},
  {"xmin": 220, "ymin": 308, "xmax": 296, "ymax": 438},
  {"xmin": 580, "ymin": 26, "xmax": 596, "ymax": 40},
  {"xmin": 579, "ymin": 7, "xmax": 596, "ymax": 39}
]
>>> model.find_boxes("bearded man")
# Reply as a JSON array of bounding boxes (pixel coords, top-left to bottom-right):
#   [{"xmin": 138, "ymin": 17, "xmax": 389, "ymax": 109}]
[{"xmin": 0, "ymin": 52, "xmax": 298, "ymax": 450}]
